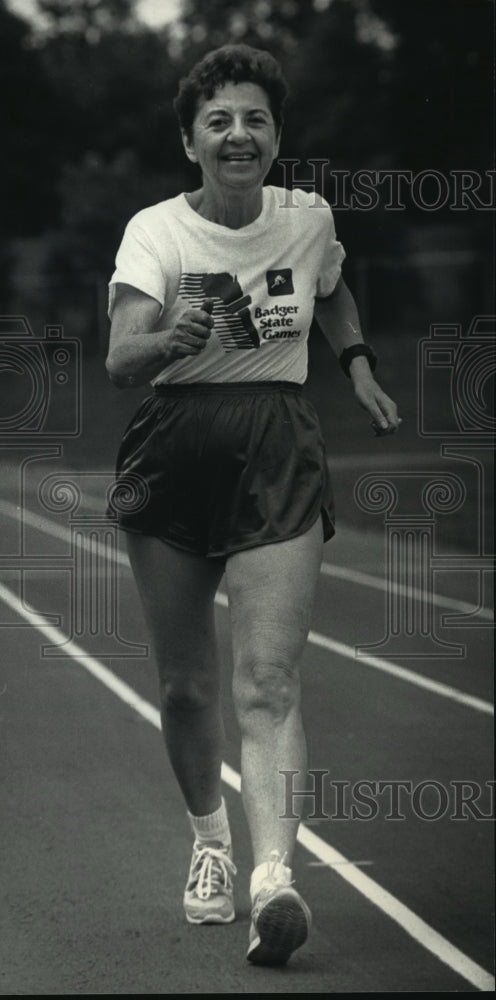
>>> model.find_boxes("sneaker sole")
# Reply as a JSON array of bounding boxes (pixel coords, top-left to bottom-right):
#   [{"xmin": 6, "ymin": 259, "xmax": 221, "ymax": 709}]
[
  {"xmin": 184, "ymin": 905, "xmax": 235, "ymax": 925},
  {"xmin": 247, "ymin": 888, "xmax": 311, "ymax": 966}
]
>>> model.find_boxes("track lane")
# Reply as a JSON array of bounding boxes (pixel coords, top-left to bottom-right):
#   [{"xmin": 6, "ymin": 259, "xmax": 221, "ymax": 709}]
[
  {"xmin": 1, "ymin": 474, "xmax": 494, "ymax": 992},
  {"xmin": 0, "ymin": 578, "xmax": 494, "ymax": 991}
]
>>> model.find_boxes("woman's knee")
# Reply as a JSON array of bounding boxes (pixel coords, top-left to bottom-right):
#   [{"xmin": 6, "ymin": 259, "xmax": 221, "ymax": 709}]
[
  {"xmin": 233, "ymin": 651, "xmax": 301, "ymax": 726},
  {"xmin": 160, "ymin": 672, "xmax": 219, "ymax": 716}
]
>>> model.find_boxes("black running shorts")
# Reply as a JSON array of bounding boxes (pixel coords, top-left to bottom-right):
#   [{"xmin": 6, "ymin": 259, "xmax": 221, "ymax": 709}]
[{"xmin": 109, "ymin": 381, "xmax": 335, "ymax": 558}]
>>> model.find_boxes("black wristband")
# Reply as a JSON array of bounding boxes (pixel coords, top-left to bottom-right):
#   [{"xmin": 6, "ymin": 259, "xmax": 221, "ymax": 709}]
[{"xmin": 339, "ymin": 343, "xmax": 377, "ymax": 378}]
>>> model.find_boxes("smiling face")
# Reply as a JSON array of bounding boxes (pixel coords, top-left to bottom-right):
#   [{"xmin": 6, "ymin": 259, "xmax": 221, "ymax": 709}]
[{"xmin": 182, "ymin": 81, "xmax": 281, "ymax": 193}]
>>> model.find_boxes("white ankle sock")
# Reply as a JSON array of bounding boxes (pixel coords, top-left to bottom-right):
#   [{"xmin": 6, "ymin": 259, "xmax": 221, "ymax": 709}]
[
  {"xmin": 250, "ymin": 854, "xmax": 292, "ymax": 901},
  {"xmin": 188, "ymin": 797, "xmax": 231, "ymax": 847}
]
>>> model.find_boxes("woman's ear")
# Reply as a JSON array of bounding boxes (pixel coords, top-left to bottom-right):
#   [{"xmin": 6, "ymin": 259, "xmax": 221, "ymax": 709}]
[{"xmin": 181, "ymin": 129, "xmax": 198, "ymax": 164}]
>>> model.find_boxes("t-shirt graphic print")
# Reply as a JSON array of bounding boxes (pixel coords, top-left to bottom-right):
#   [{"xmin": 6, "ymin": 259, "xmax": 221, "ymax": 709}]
[{"xmin": 178, "ymin": 272, "xmax": 260, "ymax": 351}]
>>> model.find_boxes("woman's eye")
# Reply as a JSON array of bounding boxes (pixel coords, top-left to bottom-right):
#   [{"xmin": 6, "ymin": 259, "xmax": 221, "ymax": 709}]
[{"xmin": 209, "ymin": 118, "xmax": 228, "ymax": 129}]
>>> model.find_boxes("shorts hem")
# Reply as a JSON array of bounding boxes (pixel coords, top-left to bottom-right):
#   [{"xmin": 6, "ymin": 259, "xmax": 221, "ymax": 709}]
[{"xmin": 115, "ymin": 507, "xmax": 335, "ymax": 559}]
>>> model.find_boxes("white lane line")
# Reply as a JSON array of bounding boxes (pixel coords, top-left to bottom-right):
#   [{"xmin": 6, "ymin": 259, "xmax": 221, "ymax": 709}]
[
  {"xmin": 0, "ymin": 500, "xmax": 493, "ymax": 716},
  {"xmin": 320, "ymin": 562, "xmax": 494, "ymax": 622},
  {"xmin": 305, "ymin": 628, "xmax": 493, "ymax": 716},
  {"xmin": 0, "ymin": 501, "xmax": 131, "ymax": 564},
  {"xmin": 2, "ymin": 497, "xmax": 493, "ymax": 619},
  {"xmin": 296, "ymin": 823, "xmax": 494, "ymax": 993},
  {"xmin": 215, "ymin": 593, "xmax": 493, "ymax": 716},
  {"xmin": 0, "ymin": 579, "xmax": 493, "ymax": 994}
]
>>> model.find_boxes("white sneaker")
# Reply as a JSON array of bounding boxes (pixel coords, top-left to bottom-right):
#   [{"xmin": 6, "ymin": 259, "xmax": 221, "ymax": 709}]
[
  {"xmin": 247, "ymin": 851, "xmax": 311, "ymax": 965},
  {"xmin": 183, "ymin": 840, "xmax": 236, "ymax": 924}
]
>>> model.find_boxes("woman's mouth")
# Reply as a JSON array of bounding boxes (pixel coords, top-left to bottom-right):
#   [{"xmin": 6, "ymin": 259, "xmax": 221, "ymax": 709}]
[{"xmin": 222, "ymin": 153, "xmax": 257, "ymax": 161}]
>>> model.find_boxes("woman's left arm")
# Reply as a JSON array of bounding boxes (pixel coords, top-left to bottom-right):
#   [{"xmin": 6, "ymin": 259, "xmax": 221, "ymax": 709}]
[{"xmin": 314, "ymin": 277, "xmax": 401, "ymax": 434}]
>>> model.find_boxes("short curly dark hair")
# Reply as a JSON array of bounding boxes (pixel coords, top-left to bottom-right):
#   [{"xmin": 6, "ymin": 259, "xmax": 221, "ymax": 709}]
[{"xmin": 173, "ymin": 44, "xmax": 289, "ymax": 141}]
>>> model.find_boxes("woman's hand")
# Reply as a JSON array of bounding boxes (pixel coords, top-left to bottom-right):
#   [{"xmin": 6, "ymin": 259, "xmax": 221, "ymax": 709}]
[
  {"xmin": 313, "ymin": 284, "xmax": 402, "ymax": 436},
  {"xmin": 165, "ymin": 298, "xmax": 215, "ymax": 360},
  {"xmin": 352, "ymin": 369, "xmax": 401, "ymax": 436},
  {"xmin": 107, "ymin": 286, "xmax": 216, "ymax": 388}
]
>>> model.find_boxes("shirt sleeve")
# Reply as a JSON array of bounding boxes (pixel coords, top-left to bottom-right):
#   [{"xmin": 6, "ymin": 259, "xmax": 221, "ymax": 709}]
[
  {"xmin": 108, "ymin": 217, "xmax": 166, "ymax": 318},
  {"xmin": 315, "ymin": 202, "xmax": 346, "ymax": 299}
]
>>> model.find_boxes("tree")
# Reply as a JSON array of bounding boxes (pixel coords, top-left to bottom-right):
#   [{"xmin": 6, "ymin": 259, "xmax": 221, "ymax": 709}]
[
  {"xmin": 177, "ymin": 0, "xmax": 317, "ymax": 58},
  {"xmin": 369, "ymin": 0, "xmax": 494, "ymax": 172},
  {"xmin": 37, "ymin": 25, "xmax": 181, "ymax": 170},
  {"xmin": 282, "ymin": 0, "xmax": 395, "ymax": 168},
  {"xmin": 34, "ymin": 0, "xmax": 137, "ymax": 38},
  {"xmin": 0, "ymin": 0, "xmax": 61, "ymax": 235}
]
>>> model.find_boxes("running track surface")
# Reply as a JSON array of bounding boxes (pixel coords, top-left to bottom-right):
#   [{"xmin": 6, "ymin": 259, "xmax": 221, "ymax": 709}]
[{"xmin": 0, "ymin": 456, "xmax": 494, "ymax": 994}]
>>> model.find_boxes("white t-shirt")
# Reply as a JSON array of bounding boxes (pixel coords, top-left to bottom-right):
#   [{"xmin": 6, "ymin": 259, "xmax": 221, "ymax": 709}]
[{"xmin": 108, "ymin": 185, "xmax": 345, "ymax": 384}]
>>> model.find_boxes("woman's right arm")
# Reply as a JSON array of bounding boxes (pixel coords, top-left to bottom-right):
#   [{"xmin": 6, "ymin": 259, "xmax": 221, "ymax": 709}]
[{"xmin": 106, "ymin": 284, "xmax": 214, "ymax": 389}]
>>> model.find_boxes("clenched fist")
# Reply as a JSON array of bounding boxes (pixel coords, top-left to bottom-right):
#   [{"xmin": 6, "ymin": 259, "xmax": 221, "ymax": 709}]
[{"xmin": 164, "ymin": 298, "xmax": 215, "ymax": 360}]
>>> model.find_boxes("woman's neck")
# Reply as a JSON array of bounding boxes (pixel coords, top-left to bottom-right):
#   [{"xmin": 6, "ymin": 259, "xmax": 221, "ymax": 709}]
[{"xmin": 186, "ymin": 185, "xmax": 264, "ymax": 229}]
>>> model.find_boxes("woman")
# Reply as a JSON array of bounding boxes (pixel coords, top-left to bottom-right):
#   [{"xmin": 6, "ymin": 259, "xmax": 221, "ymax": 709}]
[{"xmin": 106, "ymin": 43, "xmax": 400, "ymax": 967}]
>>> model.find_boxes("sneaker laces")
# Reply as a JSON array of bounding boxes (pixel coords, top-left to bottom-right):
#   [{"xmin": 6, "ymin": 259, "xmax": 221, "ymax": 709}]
[
  {"xmin": 252, "ymin": 850, "xmax": 294, "ymax": 918},
  {"xmin": 267, "ymin": 849, "xmax": 289, "ymax": 879},
  {"xmin": 188, "ymin": 844, "xmax": 237, "ymax": 900}
]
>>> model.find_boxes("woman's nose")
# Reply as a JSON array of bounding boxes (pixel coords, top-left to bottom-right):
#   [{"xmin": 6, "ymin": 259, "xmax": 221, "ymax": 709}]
[{"xmin": 228, "ymin": 117, "xmax": 250, "ymax": 141}]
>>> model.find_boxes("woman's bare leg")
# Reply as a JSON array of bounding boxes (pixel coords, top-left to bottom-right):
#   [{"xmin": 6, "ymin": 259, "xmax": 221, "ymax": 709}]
[
  {"xmin": 126, "ymin": 535, "xmax": 225, "ymax": 816},
  {"xmin": 225, "ymin": 518, "xmax": 323, "ymax": 866}
]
